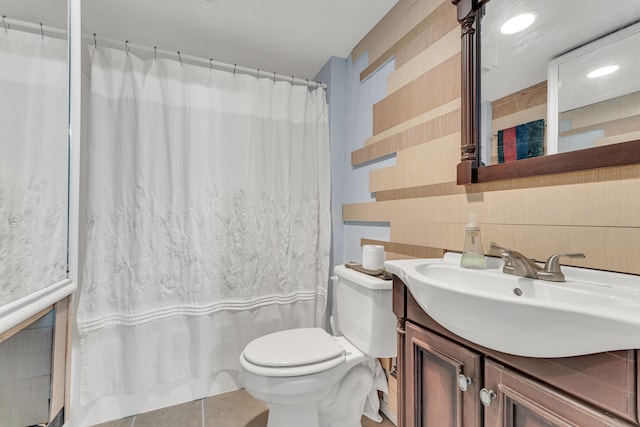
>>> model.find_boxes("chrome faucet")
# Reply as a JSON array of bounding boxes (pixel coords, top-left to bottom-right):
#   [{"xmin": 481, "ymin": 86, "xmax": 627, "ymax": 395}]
[
  {"xmin": 491, "ymin": 244, "xmax": 542, "ymax": 279},
  {"xmin": 490, "ymin": 244, "xmax": 585, "ymax": 282}
]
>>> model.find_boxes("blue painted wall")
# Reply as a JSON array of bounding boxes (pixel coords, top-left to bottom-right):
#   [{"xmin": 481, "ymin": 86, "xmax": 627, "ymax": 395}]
[{"xmin": 316, "ymin": 53, "xmax": 396, "ymax": 270}]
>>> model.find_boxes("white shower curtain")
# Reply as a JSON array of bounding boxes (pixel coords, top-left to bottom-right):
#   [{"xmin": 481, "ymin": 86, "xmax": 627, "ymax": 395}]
[
  {"xmin": 0, "ymin": 29, "xmax": 68, "ymax": 306},
  {"xmin": 78, "ymin": 46, "xmax": 330, "ymax": 402}
]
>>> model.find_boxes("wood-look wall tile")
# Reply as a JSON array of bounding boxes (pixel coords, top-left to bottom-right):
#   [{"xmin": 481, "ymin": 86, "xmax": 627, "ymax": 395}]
[
  {"xmin": 361, "ymin": 238, "xmax": 445, "ymax": 259},
  {"xmin": 369, "ymin": 132, "xmax": 460, "ymax": 191},
  {"xmin": 387, "ymin": 27, "xmax": 460, "ymax": 94},
  {"xmin": 491, "ymin": 81, "xmax": 547, "ymax": 120},
  {"xmin": 355, "ymin": 0, "xmax": 452, "ymax": 81},
  {"xmin": 354, "ymin": 108, "xmax": 460, "ymax": 166},
  {"xmin": 365, "ymin": 99, "xmax": 460, "ymax": 147},
  {"xmin": 394, "ymin": 1, "xmax": 459, "ymax": 68},
  {"xmin": 560, "ymin": 91, "xmax": 640, "ymax": 130},
  {"xmin": 372, "ymin": 53, "xmax": 460, "ymax": 135},
  {"xmin": 343, "ymin": 201, "xmax": 394, "ymax": 222},
  {"xmin": 375, "ymin": 182, "xmax": 466, "ymax": 202},
  {"xmin": 491, "ymin": 104, "xmax": 547, "ymax": 134}
]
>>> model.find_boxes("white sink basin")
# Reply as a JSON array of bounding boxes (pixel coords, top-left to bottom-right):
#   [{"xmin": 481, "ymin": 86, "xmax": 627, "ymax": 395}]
[{"xmin": 385, "ymin": 253, "xmax": 640, "ymax": 358}]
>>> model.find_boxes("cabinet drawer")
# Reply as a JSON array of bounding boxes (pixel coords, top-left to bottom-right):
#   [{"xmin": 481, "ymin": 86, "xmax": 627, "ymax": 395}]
[
  {"xmin": 484, "ymin": 359, "xmax": 634, "ymax": 426},
  {"xmin": 493, "ymin": 351, "xmax": 636, "ymax": 424}
]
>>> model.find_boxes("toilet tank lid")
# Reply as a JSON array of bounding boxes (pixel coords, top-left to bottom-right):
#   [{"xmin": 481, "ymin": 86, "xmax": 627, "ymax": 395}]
[
  {"xmin": 243, "ymin": 328, "xmax": 344, "ymax": 368},
  {"xmin": 334, "ymin": 265, "xmax": 392, "ymax": 290}
]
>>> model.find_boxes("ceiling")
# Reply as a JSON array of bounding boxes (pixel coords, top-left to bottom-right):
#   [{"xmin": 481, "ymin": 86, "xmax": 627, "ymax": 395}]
[
  {"xmin": 1, "ymin": 0, "xmax": 398, "ymax": 80},
  {"xmin": 0, "ymin": 0, "xmax": 67, "ymax": 30},
  {"xmin": 83, "ymin": 0, "xmax": 400, "ymax": 79}
]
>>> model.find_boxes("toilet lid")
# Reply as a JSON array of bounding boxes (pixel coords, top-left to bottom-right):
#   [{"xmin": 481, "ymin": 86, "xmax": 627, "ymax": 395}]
[{"xmin": 243, "ymin": 328, "xmax": 344, "ymax": 368}]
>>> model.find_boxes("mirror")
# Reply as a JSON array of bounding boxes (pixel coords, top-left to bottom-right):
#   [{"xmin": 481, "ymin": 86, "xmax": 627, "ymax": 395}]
[
  {"xmin": 0, "ymin": 0, "xmax": 69, "ymax": 307},
  {"xmin": 548, "ymin": 22, "xmax": 640, "ymax": 155},
  {"xmin": 453, "ymin": 0, "xmax": 640, "ymax": 184}
]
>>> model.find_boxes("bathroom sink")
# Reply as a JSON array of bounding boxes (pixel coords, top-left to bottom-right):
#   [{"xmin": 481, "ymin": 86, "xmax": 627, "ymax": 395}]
[{"xmin": 385, "ymin": 253, "xmax": 640, "ymax": 358}]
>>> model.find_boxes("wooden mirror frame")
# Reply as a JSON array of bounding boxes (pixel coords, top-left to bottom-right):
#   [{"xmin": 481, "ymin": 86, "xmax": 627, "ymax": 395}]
[{"xmin": 452, "ymin": 0, "xmax": 640, "ymax": 185}]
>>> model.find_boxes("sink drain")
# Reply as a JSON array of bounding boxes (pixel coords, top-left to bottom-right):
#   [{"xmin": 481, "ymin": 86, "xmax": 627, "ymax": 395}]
[{"xmin": 513, "ymin": 288, "xmax": 523, "ymax": 296}]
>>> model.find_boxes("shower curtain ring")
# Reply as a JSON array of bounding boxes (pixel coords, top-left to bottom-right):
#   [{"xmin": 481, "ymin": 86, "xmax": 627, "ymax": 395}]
[
  {"xmin": 291, "ymin": 76, "xmax": 294, "ymax": 85},
  {"xmin": 233, "ymin": 64, "xmax": 236, "ymax": 76},
  {"xmin": 125, "ymin": 40, "xmax": 129, "ymax": 55},
  {"xmin": 2, "ymin": 15, "xmax": 8, "ymax": 33},
  {"xmin": 256, "ymin": 69, "xmax": 260, "ymax": 80},
  {"xmin": 178, "ymin": 51, "xmax": 182, "ymax": 65},
  {"xmin": 210, "ymin": 59, "xmax": 213, "ymax": 71},
  {"xmin": 154, "ymin": 46, "xmax": 157, "ymax": 61},
  {"xmin": 93, "ymin": 33, "xmax": 97, "ymax": 48},
  {"xmin": 40, "ymin": 23, "xmax": 44, "ymax": 39},
  {"xmin": 273, "ymin": 72, "xmax": 276, "ymax": 83}
]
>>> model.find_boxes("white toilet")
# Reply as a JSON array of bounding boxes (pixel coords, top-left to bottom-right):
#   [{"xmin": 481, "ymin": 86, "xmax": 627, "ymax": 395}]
[{"xmin": 239, "ymin": 265, "xmax": 397, "ymax": 427}]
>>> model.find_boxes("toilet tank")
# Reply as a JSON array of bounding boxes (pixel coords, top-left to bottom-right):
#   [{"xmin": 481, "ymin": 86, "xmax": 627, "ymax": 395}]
[{"xmin": 333, "ymin": 265, "xmax": 396, "ymax": 358}]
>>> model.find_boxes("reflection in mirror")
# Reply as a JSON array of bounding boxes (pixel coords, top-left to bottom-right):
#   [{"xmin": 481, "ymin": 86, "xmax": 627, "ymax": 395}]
[
  {"xmin": 0, "ymin": 0, "xmax": 69, "ymax": 306},
  {"xmin": 549, "ymin": 22, "xmax": 640, "ymax": 155},
  {"xmin": 478, "ymin": 0, "xmax": 640, "ymax": 167}
]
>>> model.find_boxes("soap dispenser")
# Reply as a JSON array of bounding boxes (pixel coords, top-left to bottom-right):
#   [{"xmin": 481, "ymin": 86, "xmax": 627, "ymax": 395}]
[{"xmin": 460, "ymin": 212, "xmax": 486, "ymax": 268}]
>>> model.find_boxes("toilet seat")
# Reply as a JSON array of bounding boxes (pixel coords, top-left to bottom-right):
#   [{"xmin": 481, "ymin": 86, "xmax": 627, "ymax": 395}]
[{"xmin": 240, "ymin": 328, "xmax": 346, "ymax": 377}]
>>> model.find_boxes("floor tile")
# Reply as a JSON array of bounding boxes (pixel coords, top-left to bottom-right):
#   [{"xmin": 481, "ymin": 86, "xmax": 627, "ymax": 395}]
[
  {"xmin": 363, "ymin": 413, "xmax": 395, "ymax": 427},
  {"xmin": 134, "ymin": 399, "xmax": 203, "ymax": 427},
  {"xmin": 203, "ymin": 388, "xmax": 268, "ymax": 427},
  {"xmin": 91, "ymin": 416, "xmax": 134, "ymax": 427},
  {"xmin": 89, "ymin": 388, "xmax": 396, "ymax": 427}
]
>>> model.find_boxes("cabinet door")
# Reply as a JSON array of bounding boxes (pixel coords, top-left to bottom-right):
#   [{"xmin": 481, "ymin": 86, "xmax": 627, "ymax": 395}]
[
  {"xmin": 483, "ymin": 359, "xmax": 634, "ymax": 427},
  {"xmin": 405, "ymin": 322, "xmax": 482, "ymax": 427}
]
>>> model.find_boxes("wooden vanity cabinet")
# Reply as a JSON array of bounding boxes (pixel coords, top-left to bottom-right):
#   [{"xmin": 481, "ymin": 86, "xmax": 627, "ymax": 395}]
[{"xmin": 393, "ymin": 278, "xmax": 637, "ymax": 427}]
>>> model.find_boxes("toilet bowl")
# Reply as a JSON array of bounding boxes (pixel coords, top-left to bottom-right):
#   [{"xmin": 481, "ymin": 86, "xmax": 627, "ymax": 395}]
[{"xmin": 239, "ymin": 265, "xmax": 396, "ymax": 427}]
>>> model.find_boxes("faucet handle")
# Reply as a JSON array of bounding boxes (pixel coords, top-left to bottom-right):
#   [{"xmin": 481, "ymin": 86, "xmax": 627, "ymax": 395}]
[
  {"xmin": 490, "ymin": 243, "xmax": 512, "ymax": 262},
  {"xmin": 490, "ymin": 243, "xmax": 517, "ymax": 270},
  {"xmin": 537, "ymin": 253, "xmax": 586, "ymax": 282},
  {"xmin": 490, "ymin": 243, "xmax": 511, "ymax": 255},
  {"xmin": 543, "ymin": 253, "xmax": 586, "ymax": 273}
]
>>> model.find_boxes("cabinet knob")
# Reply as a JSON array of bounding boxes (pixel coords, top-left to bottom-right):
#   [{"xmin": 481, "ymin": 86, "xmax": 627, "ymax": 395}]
[
  {"xmin": 457, "ymin": 374, "xmax": 472, "ymax": 392},
  {"xmin": 479, "ymin": 388, "xmax": 496, "ymax": 406}
]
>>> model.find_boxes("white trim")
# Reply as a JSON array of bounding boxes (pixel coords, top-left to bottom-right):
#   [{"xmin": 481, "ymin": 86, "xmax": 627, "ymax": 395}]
[
  {"xmin": 380, "ymin": 398, "xmax": 397, "ymax": 426},
  {"xmin": 546, "ymin": 57, "xmax": 559, "ymax": 155},
  {"xmin": 68, "ymin": 0, "xmax": 82, "ymax": 288},
  {"xmin": 547, "ymin": 21, "xmax": 640, "ymax": 155},
  {"xmin": 67, "ymin": 0, "xmax": 82, "ymax": 418},
  {"xmin": 0, "ymin": 278, "xmax": 75, "ymax": 335}
]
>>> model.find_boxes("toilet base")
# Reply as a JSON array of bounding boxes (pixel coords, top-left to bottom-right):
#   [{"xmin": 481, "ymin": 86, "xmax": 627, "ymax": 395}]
[
  {"xmin": 267, "ymin": 402, "xmax": 320, "ymax": 427},
  {"xmin": 257, "ymin": 363, "xmax": 374, "ymax": 427},
  {"xmin": 318, "ymin": 364, "xmax": 374, "ymax": 427}
]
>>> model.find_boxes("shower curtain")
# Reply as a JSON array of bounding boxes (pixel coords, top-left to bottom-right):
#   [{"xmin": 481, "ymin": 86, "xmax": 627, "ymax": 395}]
[
  {"xmin": 78, "ymin": 46, "xmax": 330, "ymax": 402},
  {"xmin": 0, "ymin": 29, "xmax": 68, "ymax": 306}
]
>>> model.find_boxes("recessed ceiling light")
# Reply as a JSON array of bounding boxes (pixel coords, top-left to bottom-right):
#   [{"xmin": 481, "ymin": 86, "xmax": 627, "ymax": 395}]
[
  {"xmin": 500, "ymin": 13, "xmax": 536, "ymax": 35},
  {"xmin": 587, "ymin": 65, "xmax": 620, "ymax": 79}
]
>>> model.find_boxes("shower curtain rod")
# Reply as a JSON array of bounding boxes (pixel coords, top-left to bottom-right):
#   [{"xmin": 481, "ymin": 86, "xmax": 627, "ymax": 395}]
[
  {"xmin": 1, "ymin": 16, "xmax": 67, "ymax": 39},
  {"xmin": 83, "ymin": 32, "xmax": 327, "ymax": 89}
]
